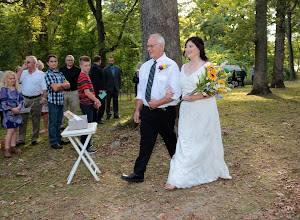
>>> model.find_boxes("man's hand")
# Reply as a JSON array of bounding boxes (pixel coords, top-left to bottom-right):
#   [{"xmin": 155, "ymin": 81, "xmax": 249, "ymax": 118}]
[
  {"xmin": 133, "ymin": 110, "xmax": 140, "ymax": 124},
  {"xmin": 119, "ymin": 89, "xmax": 122, "ymax": 94},
  {"xmin": 148, "ymin": 99, "xmax": 160, "ymax": 109},
  {"xmin": 99, "ymin": 90, "xmax": 103, "ymax": 94}
]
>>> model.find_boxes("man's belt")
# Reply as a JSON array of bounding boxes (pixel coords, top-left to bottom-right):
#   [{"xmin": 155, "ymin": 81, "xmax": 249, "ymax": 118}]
[
  {"xmin": 23, "ymin": 94, "xmax": 41, "ymax": 99},
  {"xmin": 65, "ymin": 90, "xmax": 77, "ymax": 92},
  {"xmin": 143, "ymin": 105, "xmax": 174, "ymax": 111}
]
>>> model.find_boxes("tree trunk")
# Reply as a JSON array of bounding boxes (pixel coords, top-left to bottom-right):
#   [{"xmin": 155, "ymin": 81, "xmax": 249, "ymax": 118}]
[
  {"xmin": 248, "ymin": 0, "xmax": 272, "ymax": 95},
  {"xmin": 140, "ymin": 0, "xmax": 182, "ymax": 67},
  {"xmin": 270, "ymin": 0, "xmax": 286, "ymax": 88},
  {"xmin": 286, "ymin": 1, "xmax": 297, "ymax": 81}
]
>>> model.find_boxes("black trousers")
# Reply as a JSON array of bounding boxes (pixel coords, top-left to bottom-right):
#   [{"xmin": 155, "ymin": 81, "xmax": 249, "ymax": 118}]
[
  {"xmin": 106, "ymin": 90, "xmax": 119, "ymax": 118},
  {"xmin": 93, "ymin": 95, "xmax": 106, "ymax": 122},
  {"xmin": 134, "ymin": 106, "xmax": 177, "ymax": 177},
  {"xmin": 241, "ymin": 76, "xmax": 245, "ymax": 87}
]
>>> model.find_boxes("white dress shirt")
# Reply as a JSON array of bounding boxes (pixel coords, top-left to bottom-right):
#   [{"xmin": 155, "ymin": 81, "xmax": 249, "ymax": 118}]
[
  {"xmin": 20, "ymin": 69, "xmax": 47, "ymax": 96},
  {"xmin": 136, "ymin": 53, "xmax": 181, "ymax": 108}
]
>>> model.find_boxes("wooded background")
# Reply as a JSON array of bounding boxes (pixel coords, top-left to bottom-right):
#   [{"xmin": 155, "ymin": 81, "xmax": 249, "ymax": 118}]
[{"xmin": 0, "ymin": 0, "xmax": 299, "ymax": 94}]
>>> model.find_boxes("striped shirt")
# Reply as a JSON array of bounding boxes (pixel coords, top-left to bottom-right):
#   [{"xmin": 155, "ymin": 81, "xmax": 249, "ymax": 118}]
[
  {"xmin": 45, "ymin": 69, "xmax": 65, "ymax": 105},
  {"xmin": 77, "ymin": 72, "xmax": 95, "ymax": 105}
]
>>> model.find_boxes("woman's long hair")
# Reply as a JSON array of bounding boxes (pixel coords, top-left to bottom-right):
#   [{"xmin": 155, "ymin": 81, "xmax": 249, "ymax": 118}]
[
  {"xmin": 184, "ymin": 36, "xmax": 208, "ymax": 61},
  {"xmin": 0, "ymin": 71, "xmax": 21, "ymax": 92}
]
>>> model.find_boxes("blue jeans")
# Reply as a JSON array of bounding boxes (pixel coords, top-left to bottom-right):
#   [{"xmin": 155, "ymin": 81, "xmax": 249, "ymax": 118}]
[
  {"xmin": 80, "ymin": 104, "xmax": 94, "ymax": 147},
  {"xmin": 48, "ymin": 102, "xmax": 64, "ymax": 145}
]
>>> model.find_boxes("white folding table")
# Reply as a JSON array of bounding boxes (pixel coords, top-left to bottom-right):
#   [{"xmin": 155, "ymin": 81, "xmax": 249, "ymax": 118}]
[{"xmin": 61, "ymin": 122, "xmax": 101, "ymax": 184}]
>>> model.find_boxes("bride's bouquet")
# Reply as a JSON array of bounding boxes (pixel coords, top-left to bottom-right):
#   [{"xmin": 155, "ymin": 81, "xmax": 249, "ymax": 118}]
[{"xmin": 178, "ymin": 62, "xmax": 231, "ymax": 104}]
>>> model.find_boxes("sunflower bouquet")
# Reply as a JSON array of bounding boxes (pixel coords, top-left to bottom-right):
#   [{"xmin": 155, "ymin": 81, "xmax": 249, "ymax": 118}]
[{"xmin": 178, "ymin": 64, "xmax": 231, "ymax": 104}]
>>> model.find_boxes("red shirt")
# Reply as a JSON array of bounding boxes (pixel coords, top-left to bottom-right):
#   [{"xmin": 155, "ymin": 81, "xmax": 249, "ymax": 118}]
[{"xmin": 77, "ymin": 72, "xmax": 95, "ymax": 105}]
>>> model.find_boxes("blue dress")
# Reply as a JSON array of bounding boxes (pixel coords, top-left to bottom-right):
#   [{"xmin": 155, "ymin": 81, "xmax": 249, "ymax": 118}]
[{"xmin": 1, "ymin": 87, "xmax": 24, "ymax": 128}]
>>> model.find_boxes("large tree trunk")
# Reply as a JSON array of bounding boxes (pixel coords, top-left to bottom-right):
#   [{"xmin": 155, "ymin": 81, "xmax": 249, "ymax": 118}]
[
  {"xmin": 140, "ymin": 0, "xmax": 182, "ymax": 67},
  {"xmin": 248, "ymin": 0, "xmax": 272, "ymax": 95},
  {"xmin": 286, "ymin": 0, "xmax": 297, "ymax": 81},
  {"xmin": 270, "ymin": 0, "xmax": 286, "ymax": 88}
]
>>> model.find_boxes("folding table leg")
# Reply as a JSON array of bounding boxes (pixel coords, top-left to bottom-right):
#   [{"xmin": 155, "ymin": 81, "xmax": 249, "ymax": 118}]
[
  {"xmin": 67, "ymin": 135, "xmax": 93, "ymax": 184},
  {"xmin": 74, "ymin": 138, "xmax": 101, "ymax": 174}
]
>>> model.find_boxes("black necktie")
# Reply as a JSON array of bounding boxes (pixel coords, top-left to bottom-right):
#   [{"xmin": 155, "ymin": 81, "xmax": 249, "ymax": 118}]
[{"xmin": 145, "ymin": 61, "xmax": 157, "ymax": 102}]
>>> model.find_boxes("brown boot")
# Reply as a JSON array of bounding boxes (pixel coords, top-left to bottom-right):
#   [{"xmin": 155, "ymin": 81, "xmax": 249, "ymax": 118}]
[
  {"xmin": 10, "ymin": 146, "xmax": 21, "ymax": 154},
  {"xmin": 4, "ymin": 149, "xmax": 11, "ymax": 158}
]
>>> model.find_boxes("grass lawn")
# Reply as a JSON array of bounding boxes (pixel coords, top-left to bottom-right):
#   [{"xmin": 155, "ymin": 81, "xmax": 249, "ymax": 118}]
[{"xmin": 0, "ymin": 82, "xmax": 299, "ymax": 219}]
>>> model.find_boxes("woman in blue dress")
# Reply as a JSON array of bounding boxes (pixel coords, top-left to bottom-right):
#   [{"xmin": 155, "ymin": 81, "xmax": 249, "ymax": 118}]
[{"xmin": 1, "ymin": 71, "xmax": 24, "ymax": 158}]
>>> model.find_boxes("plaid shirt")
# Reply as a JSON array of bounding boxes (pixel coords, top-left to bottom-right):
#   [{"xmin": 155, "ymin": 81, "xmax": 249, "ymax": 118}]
[{"xmin": 45, "ymin": 69, "xmax": 65, "ymax": 105}]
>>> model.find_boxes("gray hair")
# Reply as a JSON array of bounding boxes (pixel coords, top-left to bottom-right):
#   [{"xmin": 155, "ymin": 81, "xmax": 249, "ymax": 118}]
[
  {"xmin": 65, "ymin": 55, "xmax": 75, "ymax": 61},
  {"xmin": 149, "ymin": 33, "xmax": 165, "ymax": 50},
  {"xmin": 26, "ymin": 55, "xmax": 37, "ymax": 64},
  {"xmin": 36, "ymin": 60, "xmax": 44, "ymax": 70}
]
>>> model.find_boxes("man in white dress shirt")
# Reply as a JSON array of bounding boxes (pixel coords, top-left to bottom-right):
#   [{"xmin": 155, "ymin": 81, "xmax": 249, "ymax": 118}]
[
  {"xmin": 121, "ymin": 33, "xmax": 181, "ymax": 183},
  {"xmin": 17, "ymin": 56, "xmax": 47, "ymax": 146}
]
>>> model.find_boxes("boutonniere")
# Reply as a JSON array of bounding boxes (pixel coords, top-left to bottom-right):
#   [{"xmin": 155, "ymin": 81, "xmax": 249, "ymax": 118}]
[{"xmin": 158, "ymin": 64, "xmax": 170, "ymax": 71}]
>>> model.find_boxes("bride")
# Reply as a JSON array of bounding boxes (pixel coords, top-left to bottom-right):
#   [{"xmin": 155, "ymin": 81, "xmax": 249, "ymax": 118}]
[{"xmin": 165, "ymin": 36, "xmax": 232, "ymax": 190}]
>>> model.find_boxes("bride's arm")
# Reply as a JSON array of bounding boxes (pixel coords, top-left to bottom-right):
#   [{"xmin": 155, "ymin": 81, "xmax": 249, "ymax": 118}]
[{"xmin": 183, "ymin": 93, "xmax": 210, "ymax": 102}]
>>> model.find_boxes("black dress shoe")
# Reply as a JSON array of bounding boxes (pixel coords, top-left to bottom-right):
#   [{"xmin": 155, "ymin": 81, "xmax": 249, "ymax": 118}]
[
  {"xmin": 16, "ymin": 142, "xmax": 25, "ymax": 146},
  {"xmin": 97, "ymin": 120, "xmax": 104, "ymax": 124},
  {"xmin": 31, "ymin": 141, "xmax": 38, "ymax": 145},
  {"xmin": 114, "ymin": 115, "xmax": 120, "ymax": 119},
  {"xmin": 86, "ymin": 147, "xmax": 97, "ymax": 154},
  {"xmin": 59, "ymin": 140, "xmax": 70, "ymax": 145},
  {"xmin": 106, "ymin": 117, "xmax": 110, "ymax": 120},
  {"xmin": 51, "ymin": 143, "xmax": 63, "ymax": 149},
  {"xmin": 121, "ymin": 173, "xmax": 144, "ymax": 183}
]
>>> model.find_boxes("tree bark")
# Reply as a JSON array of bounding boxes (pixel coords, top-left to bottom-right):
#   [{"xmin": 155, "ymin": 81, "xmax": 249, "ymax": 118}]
[
  {"xmin": 270, "ymin": 0, "xmax": 286, "ymax": 88},
  {"xmin": 248, "ymin": 0, "xmax": 271, "ymax": 95},
  {"xmin": 286, "ymin": 0, "xmax": 297, "ymax": 81},
  {"xmin": 140, "ymin": 0, "xmax": 182, "ymax": 67}
]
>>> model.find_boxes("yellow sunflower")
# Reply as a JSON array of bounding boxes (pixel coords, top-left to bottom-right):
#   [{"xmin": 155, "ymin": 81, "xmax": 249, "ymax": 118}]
[
  {"xmin": 161, "ymin": 64, "xmax": 166, "ymax": 69},
  {"xmin": 208, "ymin": 71, "xmax": 217, "ymax": 81},
  {"xmin": 207, "ymin": 65, "xmax": 216, "ymax": 72},
  {"xmin": 218, "ymin": 80, "xmax": 225, "ymax": 91}
]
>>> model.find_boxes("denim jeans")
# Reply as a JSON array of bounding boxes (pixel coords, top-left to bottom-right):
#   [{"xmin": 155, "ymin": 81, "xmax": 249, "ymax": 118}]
[
  {"xmin": 80, "ymin": 104, "xmax": 94, "ymax": 147},
  {"xmin": 48, "ymin": 102, "xmax": 64, "ymax": 145}
]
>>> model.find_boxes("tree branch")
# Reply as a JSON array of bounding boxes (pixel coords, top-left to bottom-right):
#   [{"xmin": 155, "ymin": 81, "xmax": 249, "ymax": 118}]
[
  {"xmin": 87, "ymin": 0, "xmax": 97, "ymax": 19},
  {"xmin": 108, "ymin": 0, "xmax": 139, "ymax": 52}
]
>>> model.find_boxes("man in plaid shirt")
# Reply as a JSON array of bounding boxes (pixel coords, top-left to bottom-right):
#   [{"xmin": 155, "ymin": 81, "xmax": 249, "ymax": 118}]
[{"xmin": 45, "ymin": 55, "xmax": 71, "ymax": 149}]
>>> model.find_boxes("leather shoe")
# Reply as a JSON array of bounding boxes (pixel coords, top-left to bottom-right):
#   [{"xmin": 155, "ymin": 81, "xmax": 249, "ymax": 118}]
[
  {"xmin": 97, "ymin": 120, "xmax": 104, "ymax": 124},
  {"xmin": 31, "ymin": 141, "xmax": 38, "ymax": 145},
  {"xmin": 59, "ymin": 140, "xmax": 70, "ymax": 145},
  {"xmin": 114, "ymin": 115, "xmax": 120, "ymax": 119},
  {"xmin": 51, "ymin": 143, "xmax": 63, "ymax": 149},
  {"xmin": 121, "ymin": 173, "xmax": 144, "ymax": 183}
]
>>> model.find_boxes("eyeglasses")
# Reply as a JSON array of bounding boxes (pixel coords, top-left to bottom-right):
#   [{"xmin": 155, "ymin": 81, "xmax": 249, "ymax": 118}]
[
  {"xmin": 147, "ymin": 43, "xmax": 159, "ymax": 48},
  {"xmin": 25, "ymin": 61, "xmax": 32, "ymax": 64}
]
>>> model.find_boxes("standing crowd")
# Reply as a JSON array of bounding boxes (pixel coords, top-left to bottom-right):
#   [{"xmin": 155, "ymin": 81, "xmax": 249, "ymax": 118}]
[
  {"xmin": 2, "ymin": 33, "xmax": 232, "ymax": 191},
  {"xmin": 0, "ymin": 54, "xmax": 122, "ymax": 157}
]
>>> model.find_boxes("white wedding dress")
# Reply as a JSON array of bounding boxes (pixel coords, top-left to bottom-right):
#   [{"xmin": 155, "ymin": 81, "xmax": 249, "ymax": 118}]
[{"xmin": 166, "ymin": 62, "xmax": 232, "ymax": 188}]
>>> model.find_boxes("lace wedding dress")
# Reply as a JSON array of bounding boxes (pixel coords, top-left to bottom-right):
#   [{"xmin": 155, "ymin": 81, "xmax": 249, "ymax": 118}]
[{"xmin": 166, "ymin": 62, "xmax": 232, "ymax": 188}]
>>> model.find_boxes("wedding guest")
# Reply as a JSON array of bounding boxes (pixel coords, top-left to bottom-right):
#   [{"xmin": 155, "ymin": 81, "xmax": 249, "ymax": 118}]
[
  {"xmin": 121, "ymin": 33, "xmax": 181, "ymax": 183},
  {"xmin": 59, "ymin": 55, "xmax": 80, "ymax": 128},
  {"xmin": 231, "ymin": 69, "xmax": 237, "ymax": 88},
  {"xmin": 16, "ymin": 56, "xmax": 47, "ymax": 146},
  {"xmin": 1, "ymin": 71, "xmax": 24, "ymax": 157},
  {"xmin": 90, "ymin": 55, "xmax": 106, "ymax": 124},
  {"xmin": 132, "ymin": 62, "xmax": 143, "ymax": 96},
  {"xmin": 45, "ymin": 55, "xmax": 71, "ymax": 149},
  {"xmin": 36, "ymin": 60, "xmax": 48, "ymax": 134},
  {"xmin": 165, "ymin": 36, "xmax": 231, "ymax": 190},
  {"xmin": 103, "ymin": 56, "xmax": 122, "ymax": 119},
  {"xmin": 77, "ymin": 56, "xmax": 101, "ymax": 153}
]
